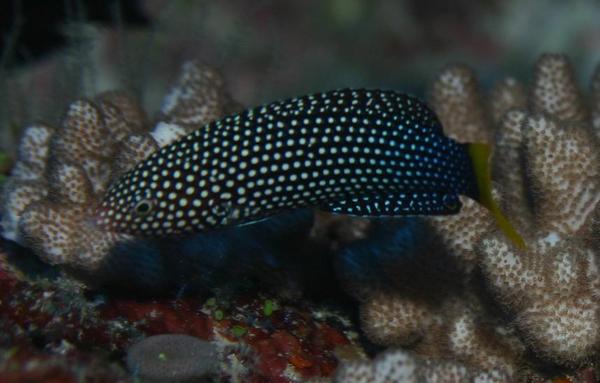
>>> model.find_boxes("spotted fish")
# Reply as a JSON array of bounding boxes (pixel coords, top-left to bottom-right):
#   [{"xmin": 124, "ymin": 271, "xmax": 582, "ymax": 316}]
[{"xmin": 97, "ymin": 89, "xmax": 525, "ymax": 247}]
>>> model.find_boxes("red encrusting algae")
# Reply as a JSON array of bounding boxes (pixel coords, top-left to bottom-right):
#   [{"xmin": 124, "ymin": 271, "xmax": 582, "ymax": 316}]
[{"xmin": 0, "ymin": 251, "xmax": 359, "ymax": 382}]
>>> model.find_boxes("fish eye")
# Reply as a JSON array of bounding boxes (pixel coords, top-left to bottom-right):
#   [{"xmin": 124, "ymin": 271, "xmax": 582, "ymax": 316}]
[{"xmin": 134, "ymin": 199, "xmax": 153, "ymax": 216}]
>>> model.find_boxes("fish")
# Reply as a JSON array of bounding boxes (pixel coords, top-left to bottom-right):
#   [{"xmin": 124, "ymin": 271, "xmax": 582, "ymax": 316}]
[{"xmin": 96, "ymin": 89, "xmax": 525, "ymax": 248}]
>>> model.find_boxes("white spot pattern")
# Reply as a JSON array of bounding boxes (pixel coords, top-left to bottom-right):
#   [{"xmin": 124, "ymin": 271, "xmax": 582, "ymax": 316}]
[{"xmin": 99, "ymin": 89, "xmax": 474, "ymax": 235}]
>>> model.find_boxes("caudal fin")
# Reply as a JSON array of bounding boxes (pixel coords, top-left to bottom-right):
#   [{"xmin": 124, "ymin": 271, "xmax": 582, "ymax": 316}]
[{"xmin": 467, "ymin": 143, "xmax": 526, "ymax": 249}]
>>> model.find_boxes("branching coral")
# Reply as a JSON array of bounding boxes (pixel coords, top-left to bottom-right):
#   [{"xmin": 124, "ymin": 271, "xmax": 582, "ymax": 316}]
[
  {"xmin": 478, "ymin": 54, "xmax": 600, "ymax": 365},
  {"xmin": 335, "ymin": 349, "xmax": 511, "ymax": 383},
  {"xmin": 0, "ymin": 61, "xmax": 236, "ymax": 273},
  {"xmin": 0, "ymin": 61, "xmax": 333, "ymax": 298},
  {"xmin": 345, "ymin": 53, "xmax": 600, "ymax": 380},
  {"xmin": 2, "ymin": 52, "xmax": 599, "ymax": 381}
]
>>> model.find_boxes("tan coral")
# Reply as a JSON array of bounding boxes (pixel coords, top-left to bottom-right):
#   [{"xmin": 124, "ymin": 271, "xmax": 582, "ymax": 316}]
[
  {"xmin": 473, "ymin": 54, "xmax": 600, "ymax": 365},
  {"xmin": 491, "ymin": 109, "xmax": 532, "ymax": 230},
  {"xmin": 334, "ymin": 348, "xmax": 511, "ymax": 383},
  {"xmin": 359, "ymin": 283, "xmax": 522, "ymax": 379},
  {"xmin": 429, "ymin": 64, "xmax": 491, "ymax": 143},
  {"xmin": 530, "ymin": 53, "xmax": 588, "ymax": 125},
  {"xmin": 354, "ymin": 64, "xmax": 526, "ymax": 375},
  {"xmin": 479, "ymin": 123, "xmax": 599, "ymax": 366},
  {"xmin": 359, "ymin": 290, "xmax": 441, "ymax": 347},
  {"xmin": 152, "ymin": 61, "xmax": 240, "ymax": 147},
  {"xmin": 480, "ymin": 235, "xmax": 600, "ymax": 364},
  {"xmin": 12, "ymin": 124, "xmax": 54, "ymax": 180},
  {"xmin": 440, "ymin": 304, "xmax": 519, "ymax": 375},
  {"xmin": 1, "ymin": 125, "xmax": 53, "ymax": 241},
  {"xmin": 488, "ymin": 77, "xmax": 527, "ymax": 124},
  {"xmin": 111, "ymin": 134, "xmax": 159, "ymax": 179},
  {"xmin": 350, "ymin": 53, "xmax": 600, "ymax": 380},
  {"xmin": 96, "ymin": 91, "xmax": 147, "ymax": 137},
  {"xmin": 1, "ymin": 61, "xmax": 236, "ymax": 272},
  {"xmin": 425, "ymin": 197, "xmax": 493, "ymax": 274},
  {"xmin": 523, "ymin": 114, "xmax": 599, "ymax": 235}
]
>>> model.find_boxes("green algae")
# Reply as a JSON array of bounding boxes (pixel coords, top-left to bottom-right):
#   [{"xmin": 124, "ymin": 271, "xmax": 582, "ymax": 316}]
[
  {"xmin": 232, "ymin": 325, "xmax": 246, "ymax": 337},
  {"xmin": 205, "ymin": 297, "xmax": 216, "ymax": 307},
  {"xmin": 263, "ymin": 299, "xmax": 274, "ymax": 316}
]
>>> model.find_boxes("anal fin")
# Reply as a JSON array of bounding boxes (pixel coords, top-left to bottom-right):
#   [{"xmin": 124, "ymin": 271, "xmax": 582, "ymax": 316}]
[{"xmin": 319, "ymin": 192, "xmax": 462, "ymax": 217}]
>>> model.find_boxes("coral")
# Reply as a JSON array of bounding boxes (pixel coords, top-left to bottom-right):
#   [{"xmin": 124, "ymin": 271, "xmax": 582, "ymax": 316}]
[
  {"xmin": 3, "ymin": 51, "xmax": 599, "ymax": 381},
  {"xmin": 0, "ymin": 61, "xmax": 234, "ymax": 273},
  {"xmin": 346, "ymin": 53, "xmax": 600, "ymax": 380},
  {"xmin": 1, "ymin": 59, "xmax": 363, "ymax": 380},
  {"xmin": 478, "ymin": 54, "xmax": 600, "ymax": 365},
  {"xmin": 1, "ymin": 61, "xmax": 332, "ymax": 296},
  {"xmin": 334, "ymin": 349, "xmax": 511, "ymax": 383},
  {"xmin": 429, "ymin": 64, "xmax": 491, "ymax": 143}
]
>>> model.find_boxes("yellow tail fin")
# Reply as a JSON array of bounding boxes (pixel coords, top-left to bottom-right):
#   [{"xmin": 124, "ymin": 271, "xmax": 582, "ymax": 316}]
[{"xmin": 467, "ymin": 143, "xmax": 526, "ymax": 249}]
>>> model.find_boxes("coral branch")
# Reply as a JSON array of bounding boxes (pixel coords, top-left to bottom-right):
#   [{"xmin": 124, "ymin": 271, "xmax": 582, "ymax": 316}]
[
  {"xmin": 350, "ymin": 53, "xmax": 600, "ymax": 378},
  {"xmin": 1, "ymin": 62, "xmax": 235, "ymax": 273}
]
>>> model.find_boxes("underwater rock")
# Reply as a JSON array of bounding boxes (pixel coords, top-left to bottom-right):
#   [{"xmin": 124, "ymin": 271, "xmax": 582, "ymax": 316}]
[
  {"xmin": 0, "ymin": 259, "xmax": 361, "ymax": 382},
  {"xmin": 349, "ymin": 53, "xmax": 600, "ymax": 380},
  {"xmin": 126, "ymin": 334, "xmax": 217, "ymax": 382},
  {"xmin": 0, "ymin": 347, "xmax": 130, "ymax": 383}
]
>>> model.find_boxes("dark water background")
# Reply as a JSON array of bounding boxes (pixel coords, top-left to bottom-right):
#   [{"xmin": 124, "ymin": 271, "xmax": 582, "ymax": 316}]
[{"xmin": 0, "ymin": 0, "xmax": 599, "ymax": 154}]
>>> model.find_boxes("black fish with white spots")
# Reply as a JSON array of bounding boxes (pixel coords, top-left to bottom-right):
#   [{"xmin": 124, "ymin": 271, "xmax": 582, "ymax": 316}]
[{"xmin": 97, "ymin": 89, "xmax": 525, "ymax": 247}]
